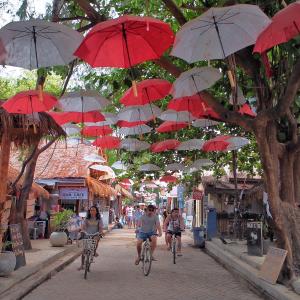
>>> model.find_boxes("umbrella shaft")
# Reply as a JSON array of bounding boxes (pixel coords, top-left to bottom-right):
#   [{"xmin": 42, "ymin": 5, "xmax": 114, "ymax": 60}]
[
  {"xmin": 212, "ymin": 16, "xmax": 226, "ymax": 59},
  {"xmin": 32, "ymin": 26, "xmax": 39, "ymax": 69}
]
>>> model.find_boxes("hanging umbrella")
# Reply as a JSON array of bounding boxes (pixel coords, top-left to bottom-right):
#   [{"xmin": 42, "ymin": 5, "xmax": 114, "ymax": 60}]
[
  {"xmin": 118, "ymin": 124, "xmax": 152, "ymax": 136},
  {"xmin": 120, "ymin": 178, "xmax": 133, "ymax": 186},
  {"xmin": 171, "ymin": 67, "xmax": 222, "ymax": 98},
  {"xmin": 83, "ymin": 153, "xmax": 106, "ymax": 163},
  {"xmin": 92, "ymin": 136, "xmax": 121, "ymax": 149},
  {"xmin": 89, "ymin": 164, "xmax": 115, "ymax": 175},
  {"xmin": 171, "ymin": 4, "xmax": 270, "ymax": 62},
  {"xmin": 58, "ymin": 90, "xmax": 110, "ymax": 112},
  {"xmin": 99, "ymin": 173, "xmax": 116, "ymax": 180},
  {"xmin": 0, "ymin": 19, "xmax": 83, "ymax": 69},
  {"xmin": 117, "ymin": 120, "xmax": 146, "ymax": 127},
  {"xmin": 176, "ymin": 139, "xmax": 205, "ymax": 151},
  {"xmin": 202, "ymin": 135, "xmax": 249, "ymax": 152},
  {"xmin": 2, "ymin": 90, "xmax": 57, "ymax": 114},
  {"xmin": 150, "ymin": 139, "xmax": 181, "ymax": 153},
  {"xmin": 81, "ymin": 125, "xmax": 113, "ymax": 137},
  {"xmin": 0, "ymin": 38, "xmax": 7, "ymax": 64},
  {"xmin": 254, "ymin": 2, "xmax": 300, "ymax": 53},
  {"xmin": 66, "ymin": 137, "xmax": 91, "ymax": 146},
  {"xmin": 120, "ymin": 138, "xmax": 150, "ymax": 152},
  {"xmin": 188, "ymin": 159, "xmax": 214, "ymax": 173},
  {"xmin": 159, "ymin": 110, "xmax": 195, "ymax": 123},
  {"xmin": 120, "ymin": 79, "xmax": 171, "ymax": 106},
  {"xmin": 165, "ymin": 163, "xmax": 185, "ymax": 172},
  {"xmin": 156, "ymin": 121, "xmax": 188, "ymax": 133},
  {"xmin": 111, "ymin": 161, "xmax": 129, "ymax": 170},
  {"xmin": 85, "ymin": 113, "xmax": 117, "ymax": 126},
  {"xmin": 117, "ymin": 104, "xmax": 162, "ymax": 122},
  {"xmin": 238, "ymin": 103, "xmax": 256, "ymax": 117},
  {"xmin": 48, "ymin": 111, "xmax": 105, "ymax": 125},
  {"xmin": 160, "ymin": 175, "xmax": 177, "ymax": 183},
  {"xmin": 192, "ymin": 119, "xmax": 220, "ymax": 128},
  {"xmin": 139, "ymin": 164, "xmax": 161, "ymax": 172},
  {"xmin": 61, "ymin": 123, "xmax": 81, "ymax": 136},
  {"xmin": 74, "ymin": 15, "xmax": 174, "ymax": 68}
]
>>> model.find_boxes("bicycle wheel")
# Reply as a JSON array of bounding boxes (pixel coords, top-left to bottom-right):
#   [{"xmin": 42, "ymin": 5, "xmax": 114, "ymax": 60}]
[
  {"xmin": 143, "ymin": 245, "xmax": 152, "ymax": 276},
  {"xmin": 84, "ymin": 252, "xmax": 90, "ymax": 279},
  {"xmin": 172, "ymin": 237, "xmax": 176, "ymax": 264}
]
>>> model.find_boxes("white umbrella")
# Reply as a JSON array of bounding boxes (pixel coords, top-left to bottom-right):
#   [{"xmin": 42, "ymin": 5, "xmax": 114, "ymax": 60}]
[
  {"xmin": 66, "ymin": 137, "xmax": 91, "ymax": 146},
  {"xmin": 192, "ymin": 119, "xmax": 220, "ymax": 128},
  {"xmin": 227, "ymin": 137, "xmax": 249, "ymax": 151},
  {"xmin": 118, "ymin": 124, "xmax": 152, "ymax": 136},
  {"xmin": 89, "ymin": 164, "xmax": 115, "ymax": 175},
  {"xmin": 117, "ymin": 104, "xmax": 162, "ymax": 122},
  {"xmin": 111, "ymin": 161, "xmax": 129, "ymax": 171},
  {"xmin": 165, "ymin": 163, "xmax": 185, "ymax": 172},
  {"xmin": 171, "ymin": 4, "xmax": 271, "ymax": 62},
  {"xmin": 176, "ymin": 139, "xmax": 205, "ymax": 151},
  {"xmin": 59, "ymin": 90, "xmax": 110, "ymax": 112},
  {"xmin": 159, "ymin": 110, "xmax": 195, "ymax": 123},
  {"xmin": 139, "ymin": 164, "xmax": 161, "ymax": 172},
  {"xmin": 188, "ymin": 159, "xmax": 214, "ymax": 173},
  {"xmin": 171, "ymin": 67, "xmax": 222, "ymax": 98},
  {"xmin": 84, "ymin": 113, "xmax": 117, "ymax": 126},
  {"xmin": 83, "ymin": 153, "xmax": 106, "ymax": 163},
  {"xmin": 61, "ymin": 123, "xmax": 80, "ymax": 136},
  {"xmin": 99, "ymin": 173, "xmax": 116, "ymax": 180},
  {"xmin": 0, "ymin": 19, "xmax": 83, "ymax": 69},
  {"xmin": 120, "ymin": 138, "xmax": 150, "ymax": 152}
]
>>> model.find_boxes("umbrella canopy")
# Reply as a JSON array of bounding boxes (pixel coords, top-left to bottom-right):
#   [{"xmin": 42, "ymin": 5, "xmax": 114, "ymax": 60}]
[
  {"xmin": 120, "ymin": 178, "xmax": 133, "ymax": 186},
  {"xmin": 0, "ymin": 19, "xmax": 83, "ymax": 69},
  {"xmin": 58, "ymin": 90, "xmax": 110, "ymax": 112},
  {"xmin": 120, "ymin": 138, "xmax": 150, "ymax": 152},
  {"xmin": 171, "ymin": 4, "xmax": 270, "ymax": 62},
  {"xmin": 150, "ymin": 139, "xmax": 181, "ymax": 152},
  {"xmin": 89, "ymin": 164, "xmax": 115, "ymax": 175},
  {"xmin": 120, "ymin": 79, "xmax": 171, "ymax": 106},
  {"xmin": 160, "ymin": 175, "xmax": 177, "ymax": 183},
  {"xmin": 192, "ymin": 119, "xmax": 220, "ymax": 128},
  {"xmin": 171, "ymin": 67, "xmax": 222, "ymax": 98},
  {"xmin": 116, "ymin": 120, "xmax": 146, "ymax": 128},
  {"xmin": 66, "ymin": 137, "xmax": 91, "ymax": 146},
  {"xmin": 2, "ymin": 90, "xmax": 57, "ymax": 114},
  {"xmin": 61, "ymin": 123, "xmax": 80, "ymax": 136},
  {"xmin": 74, "ymin": 15, "xmax": 174, "ymax": 68},
  {"xmin": 202, "ymin": 135, "xmax": 249, "ymax": 152},
  {"xmin": 188, "ymin": 159, "xmax": 214, "ymax": 173},
  {"xmin": 168, "ymin": 95, "xmax": 219, "ymax": 119},
  {"xmin": 139, "ymin": 163, "xmax": 161, "ymax": 172},
  {"xmin": 83, "ymin": 154, "xmax": 106, "ymax": 163},
  {"xmin": 238, "ymin": 103, "xmax": 256, "ymax": 117},
  {"xmin": 81, "ymin": 126, "xmax": 113, "ymax": 137},
  {"xmin": 159, "ymin": 109, "xmax": 195, "ymax": 123},
  {"xmin": 156, "ymin": 121, "xmax": 188, "ymax": 133},
  {"xmin": 117, "ymin": 104, "xmax": 162, "ymax": 122},
  {"xmin": 254, "ymin": 2, "xmax": 300, "ymax": 53},
  {"xmin": 48, "ymin": 111, "xmax": 105, "ymax": 125},
  {"xmin": 176, "ymin": 139, "xmax": 205, "ymax": 151},
  {"xmin": 118, "ymin": 124, "xmax": 152, "ymax": 136},
  {"xmin": 85, "ymin": 113, "xmax": 117, "ymax": 126},
  {"xmin": 92, "ymin": 136, "xmax": 121, "ymax": 149},
  {"xmin": 111, "ymin": 161, "xmax": 129, "ymax": 170},
  {"xmin": 165, "ymin": 163, "xmax": 185, "ymax": 172},
  {"xmin": 99, "ymin": 173, "xmax": 116, "ymax": 180}
]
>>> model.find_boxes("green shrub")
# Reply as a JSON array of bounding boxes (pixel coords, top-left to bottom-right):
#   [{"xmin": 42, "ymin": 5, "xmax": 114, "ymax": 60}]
[{"xmin": 53, "ymin": 210, "xmax": 73, "ymax": 231}]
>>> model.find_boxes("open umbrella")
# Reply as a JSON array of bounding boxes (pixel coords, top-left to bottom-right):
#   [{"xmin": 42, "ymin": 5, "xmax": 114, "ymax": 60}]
[
  {"xmin": 160, "ymin": 175, "xmax": 177, "ymax": 183},
  {"xmin": 81, "ymin": 126, "xmax": 113, "ymax": 137},
  {"xmin": 120, "ymin": 138, "xmax": 150, "ymax": 152},
  {"xmin": 139, "ymin": 164, "xmax": 161, "ymax": 172},
  {"xmin": 165, "ymin": 163, "xmax": 185, "ymax": 172},
  {"xmin": 74, "ymin": 15, "xmax": 174, "ymax": 68},
  {"xmin": 116, "ymin": 120, "xmax": 146, "ymax": 127},
  {"xmin": 120, "ymin": 178, "xmax": 133, "ymax": 187},
  {"xmin": 118, "ymin": 124, "xmax": 152, "ymax": 136},
  {"xmin": 120, "ymin": 79, "xmax": 171, "ymax": 106},
  {"xmin": 111, "ymin": 161, "xmax": 129, "ymax": 170},
  {"xmin": 83, "ymin": 153, "xmax": 106, "ymax": 163},
  {"xmin": 2, "ymin": 90, "xmax": 57, "ymax": 114},
  {"xmin": 92, "ymin": 136, "xmax": 121, "ymax": 149},
  {"xmin": 254, "ymin": 2, "xmax": 300, "ymax": 53},
  {"xmin": 156, "ymin": 121, "xmax": 188, "ymax": 133},
  {"xmin": 150, "ymin": 139, "xmax": 181, "ymax": 153},
  {"xmin": 187, "ymin": 159, "xmax": 214, "ymax": 173},
  {"xmin": 202, "ymin": 135, "xmax": 249, "ymax": 152},
  {"xmin": 61, "ymin": 123, "xmax": 80, "ymax": 136},
  {"xmin": 171, "ymin": 67, "xmax": 222, "ymax": 98},
  {"xmin": 192, "ymin": 119, "xmax": 220, "ymax": 128},
  {"xmin": 117, "ymin": 104, "xmax": 162, "ymax": 122},
  {"xmin": 58, "ymin": 90, "xmax": 110, "ymax": 112},
  {"xmin": 0, "ymin": 19, "xmax": 83, "ymax": 69},
  {"xmin": 159, "ymin": 110, "xmax": 195, "ymax": 123},
  {"xmin": 66, "ymin": 137, "xmax": 91, "ymax": 146},
  {"xmin": 99, "ymin": 173, "xmax": 116, "ymax": 180},
  {"xmin": 238, "ymin": 103, "xmax": 256, "ymax": 117},
  {"xmin": 171, "ymin": 4, "xmax": 270, "ymax": 62},
  {"xmin": 89, "ymin": 164, "xmax": 115, "ymax": 175},
  {"xmin": 48, "ymin": 111, "xmax": 105, "ymax": 125},
  {"xmin": 176, "ymin": 139, "xmax": 205, "ymax": 151}
]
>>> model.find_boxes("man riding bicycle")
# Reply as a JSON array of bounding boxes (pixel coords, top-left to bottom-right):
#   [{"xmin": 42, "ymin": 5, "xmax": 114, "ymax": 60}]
[
  {"xmin": 135, "ymin": 205, "xmax": 162, "ymax": 265},
  {"xmin": 163, "ymin": 208, "xmax": 185, "ymax": 256}
]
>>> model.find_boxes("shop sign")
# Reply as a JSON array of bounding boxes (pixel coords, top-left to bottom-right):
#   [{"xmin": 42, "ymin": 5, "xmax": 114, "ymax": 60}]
[
  {"xmin": 246, "ymin": 221, "xmax": 263, "ymax": 256},
  {"xmin": 59, "ymin": 187, "xmax": 88, "ymax": 200},
  {"xmin": 192, "ymin": 190, "xmax": 203, "ymax": 200}
]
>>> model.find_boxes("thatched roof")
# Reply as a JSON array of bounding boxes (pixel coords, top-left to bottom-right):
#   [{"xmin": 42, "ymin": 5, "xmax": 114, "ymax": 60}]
[
  {"xmin": 115, "ymin": 184, "xmax": 134, "ymax": 200},
  {"xmin": 86, "ymin": 177, "xmax": 117, "ymax": 198}
]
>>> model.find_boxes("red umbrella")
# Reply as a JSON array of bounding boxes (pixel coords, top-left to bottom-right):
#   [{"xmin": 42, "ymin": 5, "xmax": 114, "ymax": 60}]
[
  {"xmin": 202, "ymin": 136, "xmax": 249, "ymax": 152},
  {"xmin": 120, "ymin": 79, "xmax": 171, "ymax": 106},
  {"xmin": 2, "ymin": 90, "xmax": 57, "ymax": 114},
  {"xmin": 92, "ymin": 136, "xmax": 121, "ymax": 149},
  {"xmin": 254, "ymin": 2, "xmax": 300, "ymax": 53},
  {"xmin": 168, "ymin": 95, "xmax": 219, "ymax": 120},
  {"xmin": 156, "ymin": 121, "xmax": 188, "ymax": 133},
  {"xmin": 116, "ymin": 120, "xmax": 146, "ymax": 128},
  {"xmin": 238, "ymin": 104, "xmax": 256, "ymax": 117},
  {"xmin": 160, "ymin": 175, "xmax": 177, "ymax": 183},
  {"xmin": 48, "ymin": 111, "xmax": 105, "ymax": 125},
  {"xmin": 74, "ymin": 15, "xmax": 174, "ymax": 68},
  {"xmin": 150, "ymin": 139, "xmax": 181, "ymax": 153},
  {"xmin": 81, "ymin": 125, "xmax": 112, "ymax": 137}
]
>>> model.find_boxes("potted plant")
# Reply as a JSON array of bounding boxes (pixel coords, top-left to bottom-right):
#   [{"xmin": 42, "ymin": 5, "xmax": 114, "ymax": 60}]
[
  {"xmin": 50, "ymin": 210, "xmax": 73, "ymax": 247},
  {"xmin": 0, "ymin": 241, "xmax": 16, "ymax": 276}
]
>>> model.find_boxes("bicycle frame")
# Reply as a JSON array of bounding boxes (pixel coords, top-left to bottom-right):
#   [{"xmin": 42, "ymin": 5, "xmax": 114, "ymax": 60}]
[{"xmin": 141, "ymin": 238, "xmax": 152, "ymax": 276}]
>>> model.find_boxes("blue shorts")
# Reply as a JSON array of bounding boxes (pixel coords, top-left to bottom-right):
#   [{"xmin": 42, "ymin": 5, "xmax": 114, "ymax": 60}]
[{"xmin": 138, "ymin": 231, "xmax": 157, "ymax": 241}]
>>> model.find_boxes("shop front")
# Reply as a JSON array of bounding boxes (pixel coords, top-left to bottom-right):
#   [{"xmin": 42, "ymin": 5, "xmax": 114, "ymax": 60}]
[{"xmin": 58, "ymin": 187, "xmax": 89, "ymax": 213}]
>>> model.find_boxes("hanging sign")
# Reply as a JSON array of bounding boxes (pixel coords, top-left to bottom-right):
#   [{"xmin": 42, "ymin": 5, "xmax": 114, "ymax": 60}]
[
  {"xmin": 59, "ymin": 187, "xmax": 88, "ymax": 200},
  {"xmin": 192, "ymin": 190, "xmax": 203, "ymax": 200},
  {"xmin": 9, "ymin": 224, "xmax": 26, "ymax": 269},
  {"xmin": 246, "ymin": 221, "xmax": 263, "ymax": 256}
]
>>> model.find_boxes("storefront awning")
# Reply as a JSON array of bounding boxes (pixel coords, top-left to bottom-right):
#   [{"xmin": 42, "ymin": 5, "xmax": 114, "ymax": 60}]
[
  {"xmin": 115, "ymin": 184, "xmax": 134, "ymax": 200},
  {"xmin": 86, "ymin": 177, "xmax": 117, "ymax": 198}
]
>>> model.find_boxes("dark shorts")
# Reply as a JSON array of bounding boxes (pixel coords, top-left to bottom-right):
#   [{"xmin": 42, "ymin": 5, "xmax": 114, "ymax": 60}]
[{"xmin": 167, "ymin": 230, "xmax": 181, "ymax": 237}]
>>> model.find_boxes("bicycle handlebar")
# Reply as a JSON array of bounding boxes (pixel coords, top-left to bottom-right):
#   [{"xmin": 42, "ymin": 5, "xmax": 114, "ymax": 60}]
[{"xmin": 81, "ymin": 231, "xmax": 103, "ymax": 238}]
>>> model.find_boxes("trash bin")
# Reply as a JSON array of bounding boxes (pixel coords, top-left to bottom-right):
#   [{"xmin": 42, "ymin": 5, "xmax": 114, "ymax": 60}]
[{"xmin": 192, "ymin": 226, "xmax": 205, "ymax": 248}]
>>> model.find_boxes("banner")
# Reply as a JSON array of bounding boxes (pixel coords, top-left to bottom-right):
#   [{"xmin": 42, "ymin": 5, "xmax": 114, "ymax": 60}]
[{"xmin": 59, "ymin": 187, "xmax": 88, "ymax": 200}]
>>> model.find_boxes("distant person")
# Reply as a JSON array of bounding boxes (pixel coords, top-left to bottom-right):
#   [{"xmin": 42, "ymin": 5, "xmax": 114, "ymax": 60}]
[
  {"xmin": 112, "ymin": 217, "xmax": 123, "ymax": 229},
  {"xmin": 133, "ymin": 205, "xmax": 143, "ymax": 229},
  {"xmin": 126, "ymin": 205, "xmax": 134, "ymax": 229}
]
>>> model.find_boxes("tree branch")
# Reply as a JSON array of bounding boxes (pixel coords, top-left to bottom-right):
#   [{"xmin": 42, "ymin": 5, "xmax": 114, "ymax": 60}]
[
  {"xmin": 55, "ymin": 16, "xmax": 90, "ymax": 22},
  {"xmin": 161, "ymin": 0, "xmax": 187, "ymax": 25},
  {"xmin": 287, "ymin": 109, "xmax": 298, "ymax": 144},
  {"xmin": 37, "ymin": 137, "xmax": 59, "ymax": 155},
  {"xmin": 51, "ymin": 0, "xmax": 65, "ymax": 21},
  {"xmin": 74, "ymin": 0, "xmax": 106, "ymax": 22},
  {"xmin": 153, "ymin": 57, "xmax": 183, "ymax": 77},
  {"xmin": 78, "ymin": 22, "xmax": 96, "ymax": 32}
]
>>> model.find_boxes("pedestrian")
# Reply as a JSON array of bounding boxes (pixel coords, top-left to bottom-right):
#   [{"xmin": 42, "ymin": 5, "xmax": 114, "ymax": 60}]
[
  {"xmin": 133, "ymin": 205, "xmax": 143, "ymax": 229},
  {"xmin": 126, "ymin": 205, "xmax": 134, "ymax": 229}
]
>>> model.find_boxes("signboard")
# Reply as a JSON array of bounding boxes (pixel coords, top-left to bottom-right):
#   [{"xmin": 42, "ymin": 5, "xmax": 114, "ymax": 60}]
[
  {"xmin": 246, "ymin": 222, "xmax": 263, "ymax": 256},
  {"xmin": 192, "ymin": 190, "xmax": 203, "ymax": 200},
  {"xmin": 259, "ymin": 247, "xmax": 288, "ymax": 284},
  {"xmin": 59, "ymin": 187, "xmax": 88, "ymax": 200},
  {"xmin": 177, "ymin": 185, "xmax": 185, "ymax": 209},
  {"xmin": 9, "ymin": 224, "xmax": 26, "ymax": 269}
]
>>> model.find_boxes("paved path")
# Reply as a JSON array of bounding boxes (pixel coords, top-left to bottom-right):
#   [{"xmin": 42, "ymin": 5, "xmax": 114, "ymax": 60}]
[{"xmin": 24, "ymin": 229, "xmax": 261, "ymax": 300}]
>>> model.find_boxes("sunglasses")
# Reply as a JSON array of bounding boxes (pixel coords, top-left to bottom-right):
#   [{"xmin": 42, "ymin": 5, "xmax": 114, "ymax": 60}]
[{"xmin": 148, "ymin": 209, "xmax": 154, "ymax": 212}]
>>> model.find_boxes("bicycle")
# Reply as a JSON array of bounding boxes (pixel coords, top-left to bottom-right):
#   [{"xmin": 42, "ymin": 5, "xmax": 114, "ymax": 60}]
[
  {"xmin": 140, "ymin": 233, "xmax": 159, "ymax": 276},
  {"xmin": 170, "ymin": 230, "xmax": 184, "ymax": 264}
]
